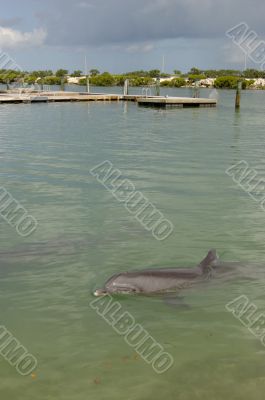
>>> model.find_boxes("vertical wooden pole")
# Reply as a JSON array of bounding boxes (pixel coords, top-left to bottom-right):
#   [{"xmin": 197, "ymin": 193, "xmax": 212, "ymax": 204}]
[
  {"xmin": 235, "ymin": 81, "xmax": 242, "ymax": 109},
  {"xmin": 193, "ymin": 80, "xmax": 200, "ymax": 98},
  {"xmin": 123, "ymin": 79, "xmax": 129, "ymax": 96},
  {"xmin": 155, "ymin": 78, "xmax": 160, "ymax": 96},
  {"xmin": 61, "ymin": 77, "xmax": 65, "ymax": 92},
  {"xmin": 86, "ymin": 75, "xmax": 90, "ymax": 93}
]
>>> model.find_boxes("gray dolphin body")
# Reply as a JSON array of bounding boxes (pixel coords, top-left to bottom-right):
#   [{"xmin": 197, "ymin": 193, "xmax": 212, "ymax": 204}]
[{"xmin": 94, "ymin": 249, "xmax": 218, "ymax": 296}]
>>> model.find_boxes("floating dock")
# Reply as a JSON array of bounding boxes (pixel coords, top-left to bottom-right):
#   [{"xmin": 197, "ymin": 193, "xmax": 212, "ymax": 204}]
[
  {"xmin": 0, "ymin": 91, "xmax": 217, "ymax": 107},
  {"xmin": 0, "ymin": 91, "xmax": 123, "ymax": 103},
  {"xmin": 137, "ymin": 96, "xmax": 217, "ymax": 108}
]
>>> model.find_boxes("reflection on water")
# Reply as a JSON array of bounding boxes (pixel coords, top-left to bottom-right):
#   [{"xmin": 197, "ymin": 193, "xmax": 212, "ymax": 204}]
[{"xmin": 1, "ymin": 89, "xmax": 265, "ymax": 399}]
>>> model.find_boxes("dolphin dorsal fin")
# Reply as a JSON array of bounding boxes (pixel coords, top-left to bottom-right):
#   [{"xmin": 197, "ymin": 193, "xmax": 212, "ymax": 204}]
[{"xmin": 198, "ymin": 249, "xmax": 218, "ymax": 273}]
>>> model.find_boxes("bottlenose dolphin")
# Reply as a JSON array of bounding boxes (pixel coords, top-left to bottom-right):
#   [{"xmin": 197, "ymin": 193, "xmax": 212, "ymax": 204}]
[{"xmin": 94, "ymin": 249, "xmax": 218, "ymax": 296}]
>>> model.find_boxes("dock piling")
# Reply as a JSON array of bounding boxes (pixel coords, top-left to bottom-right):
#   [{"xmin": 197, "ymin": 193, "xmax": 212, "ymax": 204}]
[
  {"xmin": 123, "ymin": 79, "xmax": 129, "ymax": 96},
  {"xmin": 235, "ymin": 81, "xmax": 242, "ymax": 109},
  {"xmin": 60, "ymin": 78, "xmax": 65, "ymax": 92},
  {"xmin": 193, "ymin": 80, "xmax": 200, "ymax": 98},
  {"xmin": 86, "ymin": 76, "xmax": 90, "ymax": 93},
  {"xmin": 155, "ymin": 78, "xmax": 160, "ymax": 96}
]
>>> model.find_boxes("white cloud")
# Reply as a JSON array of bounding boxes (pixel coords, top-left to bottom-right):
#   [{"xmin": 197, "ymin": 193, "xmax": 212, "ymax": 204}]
[{"xmin": 0, "ymin": 27, "xmax": 47, "ymax": 49}]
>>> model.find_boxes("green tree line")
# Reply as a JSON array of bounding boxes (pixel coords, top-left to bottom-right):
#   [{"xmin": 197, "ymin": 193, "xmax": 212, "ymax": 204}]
[{"xmin": 0, "ymin": 67, "xmax": 264, "ymax": 89}]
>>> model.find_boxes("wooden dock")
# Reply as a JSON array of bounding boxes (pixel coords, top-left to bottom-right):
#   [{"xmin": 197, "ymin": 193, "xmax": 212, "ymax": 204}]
[
  {"xmin": 0, "ymin": 91, "xmax": 123, "ymax": 103},
  {"xmin": 137, "ymin": 96, "xmax": 217, "ymax": 107},
  {"xmin": 0, "ymin": 91, "xmax": 217, "ymax": 107}
]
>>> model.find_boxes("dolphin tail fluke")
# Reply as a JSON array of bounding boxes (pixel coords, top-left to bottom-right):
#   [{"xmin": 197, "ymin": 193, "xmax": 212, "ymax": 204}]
[{"xmin": 198, "ymin": 249, "xmax": 218, "ymax": 273}]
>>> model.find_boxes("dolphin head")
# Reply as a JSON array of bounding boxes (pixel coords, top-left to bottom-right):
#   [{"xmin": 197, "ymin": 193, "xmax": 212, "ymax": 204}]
[{"xmin": 94, "ymin": 273, "xmax": 138, "ymax": 296}]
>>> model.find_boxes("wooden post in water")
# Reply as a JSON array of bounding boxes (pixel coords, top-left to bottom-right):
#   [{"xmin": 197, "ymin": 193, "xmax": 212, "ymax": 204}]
[
  {"xmin": 235, "ymin": 81, "xmax": 242, "ymax": 109},
  {"xmin": 61, "ymin": 77, "xmax": 65, "ymax": 92},
  {"xmin": 193, "ymin": 80, "xmax": 200, "ymax": 98},
  {"xmin": 123, "ymin": 79, "xmax": 129, "ymax": 96},
  {"xmin": 86, "ymin": 75, "xmax": 90, "ymax": 93},
  {"xmin": 155, "ymin": 78, "xmax": 160, "ymax": 96}
]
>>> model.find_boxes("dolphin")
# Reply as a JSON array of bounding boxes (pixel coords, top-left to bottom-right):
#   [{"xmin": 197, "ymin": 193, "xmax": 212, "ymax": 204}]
[{"xmin": 94, "ymin": 249, "xmax": 218, "ymax": 297}]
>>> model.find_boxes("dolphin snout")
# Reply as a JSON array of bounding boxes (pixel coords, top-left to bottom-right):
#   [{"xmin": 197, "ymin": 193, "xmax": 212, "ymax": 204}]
[{"xmin": 93, "ymin": 288, "xmax": 107, "ymax": 297}]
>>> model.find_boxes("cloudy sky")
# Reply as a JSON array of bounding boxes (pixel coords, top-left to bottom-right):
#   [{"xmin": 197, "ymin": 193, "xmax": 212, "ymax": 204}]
[{"xmin": 0, "ymin": 0, "xmax": 264, "ymax": 73}]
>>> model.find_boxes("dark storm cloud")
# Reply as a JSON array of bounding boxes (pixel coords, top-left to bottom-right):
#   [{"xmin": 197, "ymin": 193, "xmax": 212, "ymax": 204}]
[{"xmin": 35, "ymin": 0, "xmax": 265, "ymax": 47}]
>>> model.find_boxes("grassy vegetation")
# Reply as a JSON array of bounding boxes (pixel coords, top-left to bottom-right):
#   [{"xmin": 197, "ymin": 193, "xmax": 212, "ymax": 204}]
[
  {"xmin": 160, "ymin": 78, "xmax": 186, "ymax": 87},
  {"xmin": 79, "ymin": 73, "xmax": 154, "ymax": 87},
  {"xmin": 214, "ymin": 76, "xmax": 255, "ymax": 89},
  {"xmin": 0, "ymin": 67, "xmax": 262, "ymax": 89}
]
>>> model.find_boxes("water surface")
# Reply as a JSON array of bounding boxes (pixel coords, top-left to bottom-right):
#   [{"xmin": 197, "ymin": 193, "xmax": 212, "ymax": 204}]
[{"xmin": 1, "ymin": 88, "xmax": 265, "ymax": 399}]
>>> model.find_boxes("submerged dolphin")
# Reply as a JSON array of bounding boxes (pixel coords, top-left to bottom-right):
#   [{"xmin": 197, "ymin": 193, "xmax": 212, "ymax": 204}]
[{"xmin": 94, "ymin": 249, "xmax": 218, "ymax": 296}]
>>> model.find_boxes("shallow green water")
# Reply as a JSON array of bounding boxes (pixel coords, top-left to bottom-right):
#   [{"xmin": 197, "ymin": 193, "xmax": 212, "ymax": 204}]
[{"xmin": 1, "ymin": 88, "xmax": 265, "ymax": 399}]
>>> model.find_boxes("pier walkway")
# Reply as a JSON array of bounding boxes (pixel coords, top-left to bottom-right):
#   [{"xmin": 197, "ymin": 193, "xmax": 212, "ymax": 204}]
[{"xmin": 0, "ymin": 91, "xmax": 217, "ymax": 107}]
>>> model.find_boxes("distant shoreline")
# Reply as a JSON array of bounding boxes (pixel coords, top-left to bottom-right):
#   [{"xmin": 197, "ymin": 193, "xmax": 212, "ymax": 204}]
[{"xmin": 2, "ymin": 68, "xmax": 265, "ymax": 90}]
